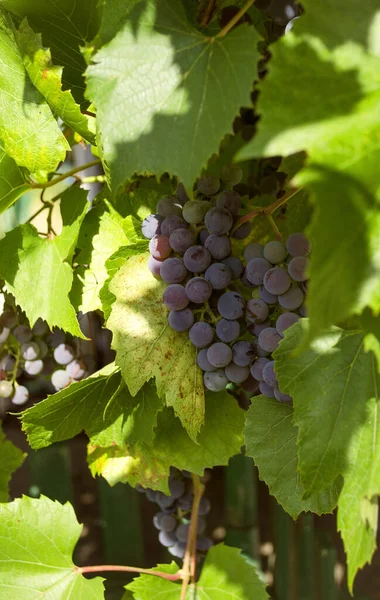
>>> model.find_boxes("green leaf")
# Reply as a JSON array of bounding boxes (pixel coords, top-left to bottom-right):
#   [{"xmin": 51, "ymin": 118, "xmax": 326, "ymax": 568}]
[
  {"xmin": 88, "ymin": 391, "xmax": 244, "ymax": 492},
  {"xmin": 0, "ymin": 495, "xmax": 104, "ymax": 599},
  {"xmin": 0, "ymin": 186, "xmax": 88, "ymax": 337},
  {"xmin": 0, "ymin": 149, "xmax": 29, "ymax": 214},
  {"xmin": 86, "ymin": 0, "xmax": 260, "ymax": 191},
  {"xmin": 15, "ymin": 19, "xmax": 95, "ymax": 144},
  {"xmin": 0, "ymin": 10, "xmax": 68, "ymax": 179},
  {"xmin": 0, "ymin": 425, "xmax": 25, "ymax": 501},
  {"xmin": 126, "ymin": 545, "xmax": 268, "ymax": 599},
  {"xmin": 1, "ymin": 0, "xmax": 100, "ymax": 106},
  {"xmin": 107, "ymin": 252, "xmax": 204, "ymax": 441},
  {"xmin": 244, "ymin": 397, "xmax": 341, "ymax": 519}
]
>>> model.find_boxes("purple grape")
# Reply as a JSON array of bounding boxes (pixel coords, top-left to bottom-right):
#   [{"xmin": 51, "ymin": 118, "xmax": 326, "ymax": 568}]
[
  {"xmin": 186, "ymin": 277, "xmax": 212, "ymax": 303},
  {"xmin": 299, "ymin": 303, "xmax": 307, "ymax": 317},
  {"xmin": 24, "ymin": 359, "xmax": 44, "ymax": 375},
  {"xmin": 149, "ymin": 235, "xmax": 172, "ymax": 260},
  {"xmin": 245, "ymin": 299, "xmax": 269, "ymax": 324},
  {"xmin": 231, "ymin": 221, "xmax": 252, "ymax": 239},
  {"xmin": 216, "ymin": 319, "xmax": 240, "ymax": 343},
  {"xmin": 241, "ymin": 272, "xmax": 255, "ymax": 288},
  {"xmin": 54, "ymin": 344, "xmax": 75, "ymax": 365},
  {"xmin": 207, "ymin": 342, "xmax": 232, "ymax": 368},
  {"xmin": 259, "ymin": 285, "xmax": 277, "ymax": 304},
  {"xmin": 169, "ymin": 478, "xmax": 185, "ymax": 499},
  {"xmin": 232, "ymin": 341, "xmax": 255, "ymax": 367},
  {"xmin": 158, "ymin": 530, "xmax": 177, "ymax": 547},
  {"xmin": 12, "ymin": 385, "xmax": 29, "ymax": 405},
  {"xmin": 66, "ymin": 359, "xmax": 86, "ymax": 380},
  {"xmin": 225, "ymin": 363, "xmax": 250, "ymax": 384},
  {"xmin": 221, "ymin": 256, "xmax": 244, "ymax": 280},
  {"xmin": 259, "ymin": 381, "xmax": 275, "ymax": 398},
  {"xmin": 251, "ymin": 320, "xmax": 271, "ymax": 336},
  {"xmin": 216, "ymin": 190, "xmax": 241, "ymax": 216},
  {"xmin": 196, "ymin": 537, "xmax": 214, "ymax": 552},
  {"xmin": 286, "ymin": 232, "xmax": 311, "ymax": 257},
  {"xmin": 198, "ymin": 497, "xmax": 211, "ymax": 515},
  {"xmin": 276, "ymin": 312, "xmax": 299, "ymax": 336},
  {"xmin": 245, "ymin": 258, "xmax": 271, "ymax": 285},
  {"xmin": 197, "ymin": 348, "xmax": 217, "ymax": 372},
  {"xmin": 156, "ymin": 196, "xmax": 182, "ymax": 217},
  {"xmin": 263, "ymin": 267, "xmax": 291, "ymax": 295},
  {"xmin": 252, "ymin": 340, "xmax": 270, "ymax": 358},
  {"xmin": 199, "ymin": 229, "xmax": 209, "ymax": 244},
  {"xmin": 51, "ymin": 370, "xmax": 71, "ymax": 391},
  {"xmin": 0, "ymin": 311, "xmax": 17, "ymax": 329},
  {"xmin": 217, "ymin": 292, "xmax": 244, "ymax": 320},
  {"xmin": 0, "ymin": 354, "xmax": 15, "ymax": 372},
  {"xmin": 161, "ymin": 215, "xmax": 187, "ymax": 237},
  {"xmin": 46, "ymin": 330, "xmax": 65, "ymax": 348},
  {"xmin": 288, "ymin": 256, "xmax": 309, "ymax": 282},
  {"xmin": 258, "ymin": 328, "xmax": 282, "ymax": 352},
  {"xmin": 168, "ymin": 308, "xmax": 194, "ymax": 332},
  {"xmin": 263, "ymin": 241, "xmax": 287, "ymax": 264},
  {"xmin": 278, "ymin": 285, "xmax": 304, "ymax": 310},
  {"xmin": 21, "ymin": 342, "xmax": 40, "ymax": 361},
  {"xmin": 204, "ymin": 234, "xmax": 231, "ymax": 259},
  {"xmin": 148, "ymin": 255, "xmax": 163, "ymax": 277},
  {"xmin": 153, "ymin": 512, "xmax": 172, "ymax": 530},
  {"xmin": 189, "ymin": 322, "xmax": 214, "ymax": 348},
  {"xmin": 156, "ymin": 491, "xmax": 174, "ymax": 509},
  {"xmin": 262, "ymin": 360, "xmax": 278, "ymax": 387},
  {"xmin": 204, "ymin": 263, "xmax": 232, "ymax": 290},
  {"xmin": 169, "ymin": 228, "xmax": 195, "ymax": 253},
  {"xmin": 204, "ymin": 369, "xmax": 228, "ymax": 391},
  {"xmin": 0, "ymin": 327, "xmax": 9, "ymax": 343},
  {"xmin": 176, "ymin": 523, "xmax": 190, "ymax": 542},
  {"xmin": 274, "ymin": 387, "xmax": 293, "ymax": 403},
  {"xmin": 163, "ymin": 284, "xmax": 189, "ymax": 310},
  {"xmin": 159, "ymin": 514, "xmax": 177, "ymax": 532},
  {"xmin": 176, "ymin": 182, "xmax": 189, "ymax": 205},
  {"xmin": 204, "ymin": 207, "xmax": 233, "ymax": 235},
  {"xmin": 183, "ymin": 246, "xmax": 212, "ymax": 273},
  {"xmin": 168, "ymin": 541, "xmax": 187, "ymax": 558},
  {"xmin": 250, "ymin": 357, "xmax": 270, "ymax": 381},
  {"xmin": 142, "ymin": 214, "xmax": 163, "ymax": 239},
  {"xmin": 244, "ymin": 242, "xmax": 264, "ymax": 262},
  {"xmin": 13, "ymin": 325, "xmax": 32, "ymax": 343},
  {"xmin": 183, "ymin": 200, "xmax": 211, "ymax": 224},
  {"xmin": 32, "ymin": 319, "xmax": 48, "ymax": 336},
  {"xmin": 197, "ymin": 174, "xmax": 220, "ymax": 196},
  {"xmin": 160, "ymin": 258, "xmax": 187, "ymax": 284}
]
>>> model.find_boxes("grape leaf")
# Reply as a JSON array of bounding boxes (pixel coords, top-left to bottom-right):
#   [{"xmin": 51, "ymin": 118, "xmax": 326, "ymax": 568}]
[
  {"xmin": 126, "ymin": 545, "xmax": 268, "ymax": 599},
  {"xmin": 21, "ymin": 364, "xmax": 163, "ymax": 449},
  {"xmin": 15, "ymin": 19, "xmax": 95, "ymax": 144},
  {"xmin": 0, "ymin": 149, "xmax": 29, "ymax": 214},
  {"xmin": 88, "ymin": 391, "xmax": 244, "ymax": 492},
  {"xmin": 0, "ymin": 425, "xmax": 25, "ymax": 501},
  {"xmin": 0, "ymin": 186, "xmax": 88, "ymax": 337},
  {"xmin": 86, "ymin": 0, "xmax": 260, "ymax": 191},
  {"xmin": 1, "ymin": 0, "xmax": 100, "ymax": 105},
  {"xmin": 0, "ymin": 9, "xmax": 68, "ymax": 180},
  {"xmin": 0, "ymin": 495, "xmax": 104, "ymax": 599},
  {"xmin": 107, "ymin": 252, "xmax": 204, "ymax": 441},
  {"xmin": 244, "ymin": 396, "xmax": 341, "ymax": 519}
]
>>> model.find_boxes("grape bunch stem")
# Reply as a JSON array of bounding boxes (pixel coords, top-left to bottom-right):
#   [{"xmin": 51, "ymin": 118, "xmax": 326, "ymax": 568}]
[
  {"xmin": 234, "ymin": 187, "xmax": 301, "ymax": 230},
  {"xmin": 181, "ymin": 474, "xmax": 205, "ymax": 599},
  {"xmin": 215, "ymin": 0, "xmax": 256, "ymax": 38}
]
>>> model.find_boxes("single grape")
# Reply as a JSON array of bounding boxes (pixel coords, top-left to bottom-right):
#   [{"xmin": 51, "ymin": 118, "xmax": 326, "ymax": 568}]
[
  {"xmin": 141, "ymin": 214, "xmax": 164, "ymax": 239},
  {"xmin": 245, "ymin": 258, "xmax": 271, "ymax": 285},
  {"xmin": 231, "ymin": 221, "xmax": 252, "ymax": 239},
  {"xmin": 217, "ymin": 292, "xmax": 244, "ymax": 320},
  {"xmin": 232, "ymin": 341, "xmax": 255, "ymax": 367},
  {"xmin": 216, "ymin": 319, "xmax": 240, "ymax": 343},
  {"xmin": 204, "ymin": 263, "xmax": 232, "ymax": 290},
  {"xmin": 278, "ymin": 285, "xmax": 304, "ymax": 310},
  {"xmin": 177, "ymin": 493, "xmax": 193, "ymax": 511},
  {"xmin": 148, "ymin": 255, "xmax": 163, "ymax": 277},
  {"xmin": 12, "ymin": 385, "xmax": 29, "ymax": 405},
  {"xmin": 196, "ymin": 537, "xmax": 214, "ymax": 552},
  {"xmin": 32, "ymin": 319, "xmax": 49, "ymax": 336},
  {"xmin": 176, "ymin": 523, "xmax": 190, "ymax": 542},
  {"xmin": 288, "ymin": 256, "xmax": 309, "ymax": 282},
  {"xmin": 182, "ymin": 200, "xmax": 211, "ymax": 224},
  {"xmin": 0, "ymin": 327, "xmax": 10, "ymax": 344},
  {"xmin": 241, "ymin": 272, "xmax": 255, "ymax": 288},
  {"xmin": 241, "ymin": 375, "xmax": 260, "ymax": 395},
  {"xmin": 24, "ymin": 359, "xmax": 44, "ymax": 375},
  {"xmin": 158, "ymin": 530, "xmax": 177, "ymax": 547},
  {"xmin": 250, "ymin": 357, "xmax": 270, "ymax": 382},
  {"xmin": 160, "ymin": 514, "xmax": 177, "ymax": 532},
  {"xmin": 258, "ymin": 328, "xmax": 282, "ymax": 353},
  {"xmin": 146, "ymin": 489, "xmax": 158, "ymax": 502},
  {"xmin": 286, "ymin": 232, "xmax": 311, "ymax": 257},
  {"xmin": 168, "ymin": 541, "xmax": 187, "ymax": 558},
  {"xmin": 13, "ymin": 325, "xmax": 32, "ymax": 343},
  {"xmin": 276, "ymin": 312, "xmax": 299, "ymax": 336},
  {"xmin": 66, "ymin": 359, "xmax": 86, "ymax": 380},
  {"xmin": 220, "ymin": 164, "xmax": 243, "ymax": 186},
  {"xmin": 161, "ymin": 215, "xmax": 187, "ymax": 237},
  {"xmin": 252, "ymin": 340, "xmax": 271, "ymax": 358},
  {"xmin": 156, "ymin": 196, "xmax": 182, "ymax": 217},
  {"xmin": 274, "ymin": 387, "xmax": 293, "ymax": 403},
  {"xmin": 169, "ymin": 478, "xmax": 185, "ymax": 499},
  {"xmin": 54, "ymin": 344, "xmax": 75, "ymax": 365},
  {"xmin": 204, "ymin": 369, "xmax": 228, "ymax": 392},
  {"xmin": 197, "ymin": 174, "xmax": 220, "ymax": 196},
  {"xmin": 186, "ymin": 277, "xmax": 212, "ymax": 303},
  {"xmin": 21, "ymin": 341, "xmax": 40, "ymax": 361},
  {"xmin": 51, "ymin": 369, "xmax": 71, "ymax": 391},
  {"xmin": 221, "ymin": 256, "xmax": 244, "ymax": 280},
  {"xmin": 198, "ymin": 496, "xmax": 211, "ymax": 515},
  {"xmin": 199, "ymin": 229, "xmax": 209, "ymax": 244},
  {"xmin": 163, "ymin": 284, "xmax": 189, "ymax": 310},
  {"xmin": 263, "ymin": 240, "xmax": 287, "ymax": 264},
  {"xmin": 251, "ymin": 320, "xmax": 271, "ymax": 336},
  {"xmin": 160, "ymin": 258, "xmax": 188, "ymax": 284},
  {"xmin": 299, "ymin": 303, "xmax": 307, "ymax": 317},
  {"xmin": 0, "ymin": 311, "xmax": 18, "ymax": 329},
  {"xmin": 189, "ymin": 322, "xmax": 214, "ymax": 348},
  {"xmin": 183, "ymin": 246, "xmax": 211, "ymax": 273},
  {"xmin": 197, "ymin": 348, "xmax": 217, "ymax": 372},
  {"xmin": 244, "ymin": 242, "xmax": 264, "ymax": 262},
  {"xmin": 0, "ymin": 354, "xmax": 15, "ymax": 372},
  {"xmin": 0, "ymin": 380, "xmax": 13, "ymax": 398},
  {"xmin": 153, "ymin": 511, "xmax": 167, "ymax": 530},
  {"xmin": 207, "ymin": 342, "xmax": 232, "ymax": 368},
  {"xmin": 156, "ymin": 491, "xmax": 174, "ymax": 509},
  {"xmin": 204, "ymin": 234, "xmax": 231, "ymax": 260},
  {"xmin": 169, "ymin": 228, "xmax": 195, "ymax": 253},
  {"xmin": 168, "ymin": 308, "xmax": 194, "ymax": 332},
  {"xmin": 46, "ymin": 330, "xmax": 65, "ymax": 348},
  {"xmin": 245, "ymin": 299, "xmax": 269, "ymax": 324},
  {"xmin": 259, "ymin": 285, "xmax": 277, "ymax": 304},
  {"xmin": 225, "ymin": 363, "xmax": 250, "ymax": 384},
  {"xmin": 149, "ymin": 235, "xmax": 172, "ymax": 260},
  {"xmin": 263, "ymin": 267, "xmax": 291, "ymax": 295},
  {"xmin": 204, "ymin": 207, "xmax": 233, "ymax": 235},
  {"xmin": 262, "ymin": 360, "xmax": 278, "ymax": 387},
  {"xmin": 216, "ymin": 190, "xmax": 241, "ymax": 216},
  {"xmin": 176, "ymin": 182, "xmax": 189, "ymax": 205}
]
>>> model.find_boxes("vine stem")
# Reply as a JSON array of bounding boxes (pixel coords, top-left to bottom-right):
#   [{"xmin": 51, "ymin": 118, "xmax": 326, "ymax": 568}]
[
  {"xmin": 234, "ymin": 187, "xmax": 300, "ymax": 228},
  {"xmin": 200, "ymin": 0, "xmax": 216, "ymax": 27},
  {"xmin": 74, "ymin": 564, "xmax": 183, "ymax": 582},
  {"xmin": 215, "ymin": 0, "xmax": 255, "ymax": 37},
  {"xmin": 180, "ymin": 474, "xmax": 205, "ymax": 600},
  {"xmin": 30, "ymin": 159, "xmax": 101, "ymax": 190}
]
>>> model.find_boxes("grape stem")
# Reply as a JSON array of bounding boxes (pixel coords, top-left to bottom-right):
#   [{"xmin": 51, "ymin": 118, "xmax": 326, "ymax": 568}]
[
  {"xmin": 215, "ymin": 0, "xmax": 255, "ymax": 37},
  {"xmin": 200, "ymin": 0, "xmax": 216, "ymax": 27},
  {"xmin": 74, "ymin": 564, "xmax": 183, "ymax": 581},
  {"xmin": 10, "ymin": 345, "xmax": 21, "ymax": 386},
  {"xmin": 30, "ymin": 159, "xmax": 101, "ymax": 189},
  {"xmin": 205, "ymin": 301, "xmax": 219, "ymax": 324},
  {"xmin": 234, "ymin": 187, "xmax": 301, "ymax": 229},
  {"xmin": 181, "ymin": 474, "xmax": 205, "ymax": 599},
  {"xmin": 265, "ymin": 213, "xmax": 282, "ymax": 241}
]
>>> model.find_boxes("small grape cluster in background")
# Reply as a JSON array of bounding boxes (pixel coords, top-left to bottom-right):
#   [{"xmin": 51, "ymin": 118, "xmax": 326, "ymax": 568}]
[
  {"xmin": 137, "ymin": 469, "xmax": 212, "ymax": 559},
  {"xmin": 142, "ymin": 168, "xmax": 311, "ymax": 402},
  {"xmin": 0, "ymin": 297, "xmax": 95, "ymax": 406}
]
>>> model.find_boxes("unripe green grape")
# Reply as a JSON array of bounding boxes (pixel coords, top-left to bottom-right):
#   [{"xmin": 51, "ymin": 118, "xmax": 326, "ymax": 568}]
[
  {"xmin": 220, "ymin": 164, "xmax": 243, "ymax": 187},
  {"xmin": 182, "ymin": 200, "xmax": 210, "ymax": 224},
  {"xmin": 0, "ymin": 380, "xmax": 13, "ymax": 398}
]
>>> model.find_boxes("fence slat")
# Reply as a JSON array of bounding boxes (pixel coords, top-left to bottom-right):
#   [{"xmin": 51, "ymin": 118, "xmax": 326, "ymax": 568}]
[{"xmin": 28, "ymin": 443, "xmax": 73, "ymax": 503}]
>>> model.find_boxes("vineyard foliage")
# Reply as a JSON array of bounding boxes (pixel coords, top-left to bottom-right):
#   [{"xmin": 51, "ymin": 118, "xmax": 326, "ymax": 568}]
[{"xmin": 0, "ymin": 0, "xmax": 379, "ymax": 597}]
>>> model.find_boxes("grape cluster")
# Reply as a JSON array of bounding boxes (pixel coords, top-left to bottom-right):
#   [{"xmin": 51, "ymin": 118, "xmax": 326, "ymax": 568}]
[
  {"xmin": 0, "ymin": 300, "xmax": 95, "ymax": 406},
  {"xmin": 142, "ymin": 171, "xmax": 310, "ymax": 401},
  {"xmin": 137, "ymin": 469, "xmax": 213, "ymax": 559}
]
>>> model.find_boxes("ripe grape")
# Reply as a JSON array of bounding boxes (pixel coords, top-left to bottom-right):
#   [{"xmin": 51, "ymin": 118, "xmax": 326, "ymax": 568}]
[
  {"xmin": 51, "ymin": 370, "xmax": 71, "ymax": 391},
  {"xmin": 278, "ymin": 285, "xmax": 304, "ymax": 310},
  {"xmin": 250, "ymin": 357, "xmax": 270, "ymax": 381},
  {"xmin": 182, "ymin": 200, "xmax": 211, "ymax": 224},
  {"xmin": 204, "ymin": 207, "xmax": 233, "ymax": 235},
  {"xmin": 217, "ymin": 292, "xmax": 244, "ymax": 320},
  {"xmin": 288, "ymin": 256, "xmax": 309, "ymax": 282},
  {"xmin": 176, "ymin": 523, "xmax": 190, "ymax": 542},
  {"xmin": 160, "ymin": 258, "xmax": 188, "ymax": 284},
  {"xmin": 259, "ymin": 381, "xmax": 275, "ymax": 398},
  {"xmin": 204, "ymin": 369, "xmax": 228, "ymax": 391},
  {"xmin": 244, "ymin": 242, "xmax": 264, "ymax": 262},
  {"xmin": 163, "ymin": 284, "xmax": 189, "ymax": 310},
  {"xmin": 0, "ymin": 327, "xmax": 10, "ymax": 344},
  {"xmin": 232, "ymin": 341, "xmax": 255, "ymax": 367},
  {"xmin": 149, "ymin": 235, "xmax": 172, "ymax": 260},
  {"xmin": 66, "ymin": 359, "xmax": 86, "ymax": 380},
  {"xmin": 276, "ymin": 312, "xmax": 299, "ymax": 336},
  {"xmin": 197, "ymin": 174, "xmax": 220, "ymax": 196},
  {"xmin": 199, "ymin": 229, "xmax": 209, "ymax": 244},
  {"xmin": 186, "ymin": 277, "xmax": 212, "ymax": 303},
  {"xmin": 251, "ymin": 320, "xmax": 270, "ymax": 336},
  {"xmin": 13, "ymin": 325, "xmax": 32, "ymax": 343},
  {"xmin": 24, "ymin": 359, "xmax": 44, "ymax": 375},
  {"xmin": 274, "ymin": 387, "xmax": 292, "ymax": 403},
  {"xmin": 0, "ymin": 354, "xmax": 15, "ymax": 372},
  {"xmin": 286, "ymin": 232, "xmax": 311, "ymax": 257},
  {"xmin": 231, "ymin": 221, "xmax": 252, "ymax": 239},
  {"xmin": 245, "ymin": 257, "xmax": 271, "ymax": 285},
  {"xmin": 32, "ymin": 319, "xmax": 49, "ymax": 336},
  {"xmin": 299, "ymin": 303, "xmax": 307, "ymax": 317},
  {"xmin": 216, "ymin": 190, "xmax": 241, "ymax": 216},
  {"xmin": 245, "ymin": 299, "xmax": 269, "ymax": 324},
  {"xmin": 169, "ymin": 228, "xmax": 195, "ymax": 253},
  {"xmin": 183, "ymin": 246, "xmax": 211, "ymax": 273},
  {"xmin": 196, "ymin": 537, "xmax": 214, "ymax": 551},
  {"xmin": 142, "ymin": 214, "xmax": 163, "ymax": 239},
  {"xmin": 158, "ymin": 530, "xmax": 177, "ymax": 547},
  {"xmin": 197, "ymin": 348, "xmax": 217, "ymax": 372},
  {"xmin": 189, "ymin": 322, "xmax": 214, "ymax": 348},
  {"xmin": 176, "ymin": 182, "xmax": 189, "ymax": 205},
  {"xmin": 225, "ymin": 363, "xmax": 250, "ymax": 384},
  {"xmin": 156, "ymin": 196, "xmax": 182, "ymax": 217},
  {"xmin": 161, "ymin": 215, "xmax": 186, "ymax": 237},
  {"xmin": 220, "ymin": 164, "xmax": 243, "ymax": 186},
  {"xmin": 148, "ymin": 255, "xmax": 163, "ymax": 277},
  {"xmin": 204, "ymin": 263, "xmax": 232, "ymax": 290},
  {"xmin": 207, "ymin": 342, "xmax": 232, "ymax": 368},
  {"xmin": 216, "ymin": 319, "xmax": 240, "ymax": 343},
  {"xmin": 258, "ymin": 328, "xmax": 282, "ymax": 352},
  {"xmin": 0, "ymin": 380, "xmax": 13, "ymax": 398},
  {"xmin": 0, "ymin": 311, "xmax": 18, "ymax": 329},
  {"xmin": 46, "ymin": 330, "xmax": 65, "ymax": 348},
  {"xmin": 262, "ymin": 360, "xmax": 278, "ymax": 387},
  {"xmin": 169, "ymin": 478, "xmax": 185, "ymax": 499},
  {"xmin": 21, "ymin": 341, "xmax": 40, "ymax": 361},
  {"xmin": 156, "ymin": 491, "xmax": 174, "ymax": 509},
  {"xmin": 204, "ymin": 234, "xmax": 231, "ymax": 259},
  {"xmin": 263, "ymin": 240, "xmax": 287, "ymax": 264},
  {"xmin": 259, "ymin": 285, "xmax": 277, "ymax": 304},
  {"xmin": 168, "ymin": 541, "xmax": 187, "ymax": 558},
  {"xmin": 198, "ymin": 496, "xmax": 211, "ymax": 515},
  {"xmin": 168, "ymin": 308, "xmax": 194, "ymax": 332},
  {"xmin": 160, "ymin": 514, "xmax": 177, "ymax": 532},
  {"xmin": 263, "ymin": 267, "xmax": 291, "ymax": 295},
  {"xmin": 54, "ymin": 344, "xmax": 75, "ymax": 365},
  {"xmin": 12, "ymin": 385, "xmax": 29, "ymax": 405},
  {"xmin": 221, "ymin": 256, "xmax": 243, "ymax": 280}
]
